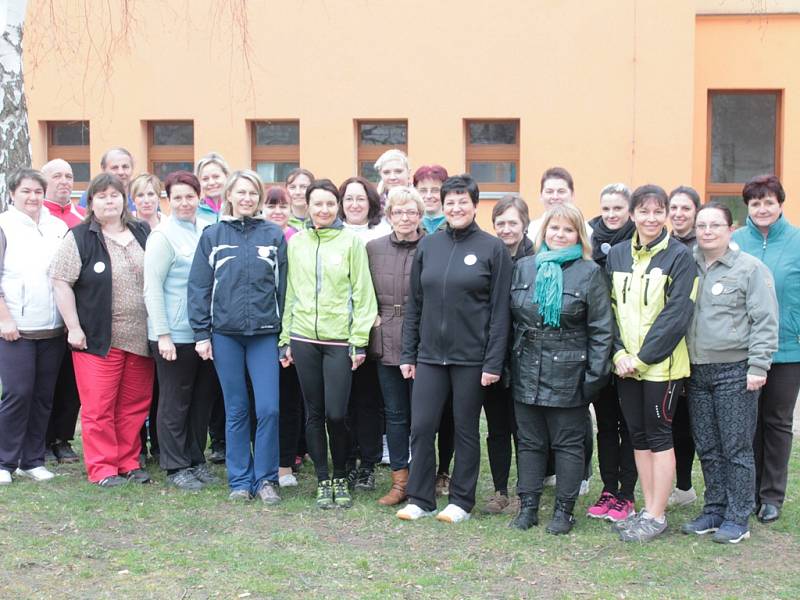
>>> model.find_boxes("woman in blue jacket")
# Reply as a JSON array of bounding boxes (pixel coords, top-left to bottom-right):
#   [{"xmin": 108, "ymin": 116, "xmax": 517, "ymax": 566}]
[
  {"xmin": 188, "ymin": 170, "xmax": 287, "ymax": 503},
  {"xmin": 731, "ymin": 174, "xmax": 800, "ymax": 524},
  {"xmin": 144, "ymin": 171, "xmax": 220, "ymax": 491}
]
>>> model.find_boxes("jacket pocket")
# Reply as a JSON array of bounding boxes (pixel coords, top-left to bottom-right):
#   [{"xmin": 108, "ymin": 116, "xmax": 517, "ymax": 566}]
[
  {"xmin": 510, "ymin": 283, "xmax": 530, "ymax": 309},
  {"xmin": 550, "ymin": 349, "xmax": 587, "ymax": 396},
  {"xmin": 561, "ymin": 290, "xmax": 585, "ymax": 316}
]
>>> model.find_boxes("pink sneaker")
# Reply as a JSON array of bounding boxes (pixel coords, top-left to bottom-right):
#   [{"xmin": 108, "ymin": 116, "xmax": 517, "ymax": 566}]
[
  {"xmin": 606, "ymin": 497, "xmax": 635, "ymax": 522},
  {"xmin": 586, "ymin": 491, "xmax": 616, "ymax": 519}
]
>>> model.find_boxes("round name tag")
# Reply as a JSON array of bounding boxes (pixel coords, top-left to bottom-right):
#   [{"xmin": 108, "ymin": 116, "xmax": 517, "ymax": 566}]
[
  {"xmin": 93, "ymin": 261, "xmax": 106, "ymax": 274},
  {"xmin": 258, "ymin": 247, "xmax": 270, "ymax": 257},
  {"xmin": 711, "ymin": 282, "xmax": 724, "ymax": 296},
  {"xmin": 601, "ymin": 242, "xmax": 611, "ymax": 255},
  {"xmin": 464, "ymin": 254, "xmax": 477, "ymax": 266},
  {"xmin": 649, "ymin": 267, "xmax": 663, "ymax": 279}
]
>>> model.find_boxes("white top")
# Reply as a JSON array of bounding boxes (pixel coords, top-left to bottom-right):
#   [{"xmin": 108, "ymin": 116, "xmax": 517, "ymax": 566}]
[{"xmin": 344, "ymin": 220, "xmax": 392, "ymax": 244}]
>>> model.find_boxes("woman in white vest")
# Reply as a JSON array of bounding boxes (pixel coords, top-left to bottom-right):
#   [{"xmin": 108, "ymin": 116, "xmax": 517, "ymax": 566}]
[{"xmin": 0, "ymin": 169, "xmax": 68, "ymax": 485}]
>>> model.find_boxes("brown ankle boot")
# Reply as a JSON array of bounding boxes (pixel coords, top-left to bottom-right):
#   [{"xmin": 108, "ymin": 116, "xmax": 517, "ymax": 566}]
[{"xmin": 378, "ymin": 468, "xmax": 408, "ymax": 506}]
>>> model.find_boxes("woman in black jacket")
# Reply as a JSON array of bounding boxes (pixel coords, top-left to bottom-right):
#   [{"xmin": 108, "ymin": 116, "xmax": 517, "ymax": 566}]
[
  {"xmin": 398, "ymin": 175, "xmax": 512, "ymax": 523},
  {"xmin": 188, "ymin": 170, "xmax": 287, "ymax": 503},
  {"xmin": 509, "ymin": 203, "xmax": 613, "ymax": 534}
]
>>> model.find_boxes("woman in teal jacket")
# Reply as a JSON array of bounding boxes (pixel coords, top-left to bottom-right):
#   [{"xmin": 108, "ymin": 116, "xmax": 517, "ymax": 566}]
[
  {"xmin": 279, "ymin": 178, "xmax": 377, "ymax": 510},
  {"xmin": 731, "ymin": 174, "xmax": 800, "ymax": 524}
]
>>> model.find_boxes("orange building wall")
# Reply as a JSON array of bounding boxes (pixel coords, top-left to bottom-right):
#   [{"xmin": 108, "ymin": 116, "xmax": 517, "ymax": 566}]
[
  {"xmin": 693, "ymin": 14, "xmax": 800, "ymax": 223},
  {"xmin": 25, "ymin": 1, "xmax": 696, "ymax": 227}
]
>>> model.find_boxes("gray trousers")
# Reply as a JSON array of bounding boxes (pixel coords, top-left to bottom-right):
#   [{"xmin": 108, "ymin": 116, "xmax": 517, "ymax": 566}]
[{"xmin": 688, "ymin": 361, "xmax": 757, "ymax": 525}]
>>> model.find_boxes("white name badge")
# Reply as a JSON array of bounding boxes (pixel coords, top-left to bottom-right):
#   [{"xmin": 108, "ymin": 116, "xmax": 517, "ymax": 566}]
[
  {"xmin": 464, "ymin": 254, "xmax": 477, "ymax": 266},
  {"xmin": 711, "ymin": 282, "xmax": 724, "ymax": 296},
  {"xmin": 93, "ymin": 261, "xmax": 106, "ymax": 274}
]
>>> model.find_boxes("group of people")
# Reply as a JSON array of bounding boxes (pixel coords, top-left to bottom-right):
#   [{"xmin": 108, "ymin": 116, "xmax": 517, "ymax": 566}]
[{"xmin": 1, "ymin": 145, "xmax": 798, "ymax": 546}]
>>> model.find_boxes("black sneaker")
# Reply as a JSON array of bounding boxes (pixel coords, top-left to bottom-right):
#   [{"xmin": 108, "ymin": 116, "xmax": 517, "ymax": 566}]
[
  {"xmin": 345, "ymin": 465, "xmax": 358, "ymax": 489},
  {"xmin": 209, "ymin": 448, "xmax": 226, "ymax": 464},
  {"xmin": 44, "ymin": 446, "xmax": 58, "ymax": 463},
  {"xmin": 354, "ymin": 467, "xmax": 376, "ymax": 491},
  {"xmin": 191, "ymin": 463, "xmax": 220, "ymax": 485},
  {"xmin": 121, "ymin": 468, "xmax": 151, "ymax": 484},
  {"xmin": 167, "ymin": 468, "xmax": 204, "ymax": 491},
  {"xmin": 712, "ymin": 521, "xmax": 750, "ymax": 544},
  {"xmin": 97, "ymin": 475, "xmax": 128, "ymax": 488},
  {"xmin": 52, "ymin": 440, "xmax": 79, "ymax": 464}
]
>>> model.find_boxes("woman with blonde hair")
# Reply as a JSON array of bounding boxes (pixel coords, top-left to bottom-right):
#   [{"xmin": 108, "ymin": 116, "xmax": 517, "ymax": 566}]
[
  {"xmin": 130, "ymin": 174, "xmax": 162, "ymax": 231},
  {"xmin": 508, "ymin": 203, "xmax": 613, "ymax": 534},
  {"xmin": 374, "ymin": 149, "xmax": 411, "ymax": 200},
  {"xmin": 195, "ymin": 153, "xmax": 230, "ymax": 229}
]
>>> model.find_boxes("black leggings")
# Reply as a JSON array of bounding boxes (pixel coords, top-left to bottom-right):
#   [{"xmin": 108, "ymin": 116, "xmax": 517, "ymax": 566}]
[
  {"xmin": 593, "ymin": 379, "xmax": 637, "ymax": 500},
  {"xmin": 346, "ymin": 360, "xmax": 383, "ymax": 469},
  {"xmin": 616, "ymin": 377, "xmax": 680, "ymax": 452},
  {"xmin": 437, "ymin": 398, "xmax": 455, "ymax": 475},
  {"xmin": 672, "ymin": 390, "xmax": 695, "ymax": 491},
  {"xmin": 292, "ymin": 341, "xmax": 352, "ymax": 481},
  {"xmin": 483, "ymin": 381, "xmax": 517, "ymax": 494},
  {"xmin": 278, "ymin": 364, "xmax": 304, "ymax": 468}
]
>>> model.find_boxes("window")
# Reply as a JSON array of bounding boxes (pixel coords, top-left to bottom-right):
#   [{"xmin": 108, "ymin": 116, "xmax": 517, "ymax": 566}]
[
  {"xmin": 707, "ymin": 91, "xmax": 781, "ymax": 226},
  {"xmin": 356, "ymin": 120, "xmax": 408, "ymax": 182},
  {"xmin": 148, "ymin": 121, "xmax": 194, "ymax": 181},
  {"xmin": 465, "ymin": 120, "xmax": 519, "ymax": 193},
  {"xmin": 47, "ymin": 121, "xmax": 91, "ymax": 190},
  {"xmin": 251, "ymin": 120, "xmax": 300, "ymax": 184}
]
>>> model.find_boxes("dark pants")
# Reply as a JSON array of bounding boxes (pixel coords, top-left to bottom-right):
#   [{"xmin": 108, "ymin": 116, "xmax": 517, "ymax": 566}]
[
  {"xmin": 208, "ymin": 390, "xmax": 226, "ymax": 453},
  {"xmin": 689, "ymin": 361, "xmax": 757, "ymax": 525},
  {"xmin": 0, "ymin": 337, "xmax": 65, "ymax": 470},
  {"xmin": 346, "ymin": 359, "xmax": 383, "ymax": 469},
  {"xmin": 616, "ymin": 377, "xmax": 680, "ymax": 452},
  {"xmin": 376, "ymin": 363, "xmax": 412, "ymax": 471},
  {"xmin": 516, "ymin": 402, "xmax": 585, "ymax": 503},
  {"xmin": 754, "ymin": 362, "xmax": 800, "ymax": 507},
  {"xmin": 545, "ymin": 409, "xmax": 592, "ymax": 480},
  {"xmin": 672, "ymin": 390, "xmax": 695, "ymax": 491},
  {"xmin": 152, "ymin": 342, "xmax": 217, "ymax": 471},
  {"xmin": 437, "ymin": 397, "xmax": 454, "ymax": 474},
  {"xmin": 292, "ymin": 340, "xmax": 352, "ymax": 481},
  {"xmin": 483, "ymin": 381, "xmax": 517, "ymax": 494},
  {"xmin": 406, "ymin": 363, "xmax": 485, "ymax": 513},
  {"xmin": 139, "ymin": 376, "xmax": 159, "ymax": 456},
  {"xmin": 45, "ymin": 344, "xmax": 81, "ymax": 445},
  {"xmin": 278, "ymin": 364, "xmax": 304, "ymax": 468},
  {"xmin": 593, "ymin": 379, "xmax": 637, "ymax": 500}
]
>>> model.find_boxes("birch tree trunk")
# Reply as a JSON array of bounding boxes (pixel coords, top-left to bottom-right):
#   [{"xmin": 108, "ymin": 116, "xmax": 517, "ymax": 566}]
[{"xmin": 0, "ymin": 0, "xmax": 30, "ymax": 211}]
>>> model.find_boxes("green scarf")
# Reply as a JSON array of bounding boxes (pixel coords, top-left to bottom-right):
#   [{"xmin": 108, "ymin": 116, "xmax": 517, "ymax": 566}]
[{"xmin": 534, "ymin": 243, "xmax": 583, "ymax": 327}]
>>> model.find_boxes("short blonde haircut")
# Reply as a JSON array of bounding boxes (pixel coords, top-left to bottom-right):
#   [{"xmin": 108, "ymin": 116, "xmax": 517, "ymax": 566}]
[
  {"xmin": 130, "ymin": 173, "xmax": 163, "ymax": 200},
  {"xmin": 535, "ymin": 203, "xmax": 592, "ymax": 259},
  {"xmin": 195, "ymin": 152, "xmax": 230, "ymax": 178},
  {"xmin": 385, "ymin": 186, "xmax": 424, "ymax": 217},
  {"xmin": 374, "ymin": 149, "xmax": 410, "ymax": 196},
  {"xmin": 222, "ymin": 170, "xmax": 265, "ymax": 216}
]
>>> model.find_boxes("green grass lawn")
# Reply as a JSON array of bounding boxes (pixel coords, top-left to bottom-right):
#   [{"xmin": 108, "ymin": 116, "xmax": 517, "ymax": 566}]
[{"xmin": 1, "ymin": 428, "xmax": 798, "ymax": 599}]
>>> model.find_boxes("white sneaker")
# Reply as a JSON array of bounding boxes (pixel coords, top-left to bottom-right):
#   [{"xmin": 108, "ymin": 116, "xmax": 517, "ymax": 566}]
[
  {"xmin": 667, "ymin": 486, "xmax": 697, "ymax": 507},
  {"xmin": 436, "ymin": 503, "xmax": 471, "ymax": 523},
  {"xmin": 278, "ymin": 473, "xmax": 298, "ymax": 487},
  {"xmin": 543, "ymin": 475, "xmax": 556, "ymax": 487},
  {"xmin": 381, "ymin": 435, "xmax": 390, "ymax": 465},
  {"xmin": 15, "ymin": 466, "xmax": 55, "ymax": 481},
  {"xmin": 397, "ymin": 503, "xmax": 436, "ymax": 521},
  {"xmin": 0, "ymin": 469, "xmax": 11, "ymax": 485},
  {"xmin": 579, "ymin": 478, "xmax": 590, "ymax": 496}
]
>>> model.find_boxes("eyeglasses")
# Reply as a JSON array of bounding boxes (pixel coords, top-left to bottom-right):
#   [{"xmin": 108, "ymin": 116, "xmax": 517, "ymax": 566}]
[
  {"xmin": 391, "ymin": 209, "xmax": 420, "ymax": 218},
  {"xmin": 417, "ymin": 187, "xmax": 441, "ymax": 196},
  {"xmin": 695, "ymin": 223, "xmax": 728, "ymax": 231}
]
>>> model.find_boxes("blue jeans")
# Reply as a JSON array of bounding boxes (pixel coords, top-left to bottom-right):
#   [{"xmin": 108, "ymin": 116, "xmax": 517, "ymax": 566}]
[
  {"xmin": 376, "ymin": 363, "xmax": 412, "ymax": 470},
  {"xmin": 212, "ymin": 333, "xmax": 279, "ymax": 493}
]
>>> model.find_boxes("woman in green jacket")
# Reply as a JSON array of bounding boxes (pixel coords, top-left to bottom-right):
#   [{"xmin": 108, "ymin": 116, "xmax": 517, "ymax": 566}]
[{"xmin": 279, "ymin": 179, "xmax": 377, "ymax": 510}]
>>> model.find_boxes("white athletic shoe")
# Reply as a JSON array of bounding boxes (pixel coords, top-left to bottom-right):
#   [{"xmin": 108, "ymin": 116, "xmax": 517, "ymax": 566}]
[
  {"xmin": 15, "ymin": 466, "xmax": 55, "ymax": 481},
  {"xmin": 278, "ymin": 474, "xmax": 298, "ymax": 487},
  {"xmin": 436, "ymin": 503, "xmax": 471, "ymax": 523},
  {"xmin": 397, "ymin": 503, "xmax": 436, "ymax": 521},
  {"xmin": 667, "ymin": 486, "xmax": 697, "ymax": 507},
  {"xmin": 0, "ymin": 469, "xmax": 11, "ymax": 485}
]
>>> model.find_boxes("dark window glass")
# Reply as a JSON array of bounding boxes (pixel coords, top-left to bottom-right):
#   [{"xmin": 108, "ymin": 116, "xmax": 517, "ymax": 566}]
[
  {"xmin": 710, "ymin": 93, "xmax": 777, "ymax": 183},
  {"xmin": 255, "ymin": 161, "xmax": 300, "ymax": 183},
  {"xmin": 153, "ymin": 123, "xmax": 194, "ymax": 146},
  {"xmin": 468, "ymin": 161, "xmax": 517, "ymax": 183},
  {"xmin": 468, "ymin": 122, "xmax": 517, "ymax": 145},
  {"xmin": 359, "ymin": 161, "xmax": 380, "ymax": 182},
  {"xmin": 709, "ymin": 194, "xmax": 748, "ymax": 229},
  {"xmin": 255, "ymin": 123, "xmax": 299, "ymax": 146},
  {"xmin": 51, "ymin": 122, "xmax": 90, "ymax": 146},
  {"xmin": 68, "ymin": 161, "xmax": 91, "ymax": 182},
  {"xmin": 359, "ymin": 122, "xmax": 407, "ymax": 146},
  {"xmin": 153, "ymin": 161, "xmax": 194, "ymax": 181}
]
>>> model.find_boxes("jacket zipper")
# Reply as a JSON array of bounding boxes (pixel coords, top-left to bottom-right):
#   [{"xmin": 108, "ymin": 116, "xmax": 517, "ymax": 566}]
[
  {"xmin": 439, "ymin": 241, "xmax": 458, "ymax": 365},
  {"xmin": 643, "ymin": 274, "xmax": 649, "ymax": 306},
  {"xmin": 314, "ymin": 231, "xmax": 321, "ymax": 339},
  {"xmin": 622, "ymin": 275, "xmax": 628, "ymax": 304}
]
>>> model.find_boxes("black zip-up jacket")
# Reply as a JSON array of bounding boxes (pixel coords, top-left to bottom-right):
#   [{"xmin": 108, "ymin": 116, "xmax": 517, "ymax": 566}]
[
  {"xmin": 188, "ymin": 217, "xmax": 287, "ymax": 341},
  {"xmin": 71, "ymin": 219, "xmax": 150, "ymax": 356},
  {"xmin": 509, "ymin": 257, "xmax": 613, "ymax": 407},
  {"xmin": 400, "ymin": 220, "xmax": 512, "ymax": 375}
]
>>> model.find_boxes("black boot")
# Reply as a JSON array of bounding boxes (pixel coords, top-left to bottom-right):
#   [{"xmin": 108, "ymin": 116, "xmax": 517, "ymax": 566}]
[
  {"xmin": 509, "ymin": 494, "xmax": 540, "ymax": 530},
  {"xmin": 546, "ymin": 499, "xmax": 576, "ymax": 535}
]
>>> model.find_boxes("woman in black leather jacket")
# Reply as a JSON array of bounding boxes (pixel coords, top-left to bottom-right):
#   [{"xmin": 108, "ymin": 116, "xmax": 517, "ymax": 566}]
[{"xmin": 508, "ymin": 203, "xmax": 613, "ymax": 534}]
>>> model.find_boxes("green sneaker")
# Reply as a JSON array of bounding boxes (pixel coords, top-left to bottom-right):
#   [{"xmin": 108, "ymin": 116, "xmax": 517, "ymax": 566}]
[
  {"xmin": 316, "ymin": 479, "xmax": 334, "ymax": 510},
  {"xmin": 332, "ymin": 478, "xmax": 353, "ymax": 508}
]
